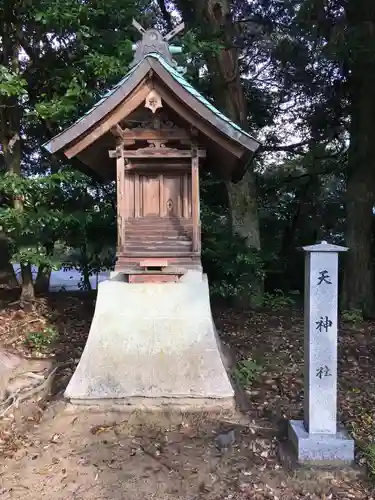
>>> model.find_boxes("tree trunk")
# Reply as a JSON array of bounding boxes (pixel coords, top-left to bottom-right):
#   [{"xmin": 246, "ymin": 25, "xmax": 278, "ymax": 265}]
[
  {"xmin": 342, "ymin": 2, "xmax": 375, "ymax": 317},
  {"xmin": 2, "ymin": 262, "xmax": 19, "ymax": 289},
  {"xmin": 201, "ymin": 2, "xmax": 261, "ymax": 254},
  {"xmin": 1, "ymin": 46, "xmax": 36, "ymax": 301},
  {"xmin": 20, "ymin": 263, "xmax": 35, "ymax": 301},
  {"xmin": 34, "ymin": 242, "xmax": 54, "ymax": 294},
  {"xmin": 175, "ymin": 0, "xmax": 262, "ymax": 303},
  {"xmin": 342, "ymin": 166, "xmax": 375, "ymax": 316},
  {"xmin": 80, "ymin": 243, "xmax": 92, "ymax": 291},
  {"xmin": 34, "ymin": 265, "xmax": 52, "ymax": 294},
  {"xmin": 226, "ymin": 170, "xmax": 260, "ymax": 249},
  {"xmin": 0, "ymin": 233, "xmax": 19, "ymax": 288},
  {"xmin": 0, "ymin": 42, "xmax": 22, "ymax": 291},
  {"xmin": 82, "ymin": 270, "xmax": 92, "ymax": 292}
]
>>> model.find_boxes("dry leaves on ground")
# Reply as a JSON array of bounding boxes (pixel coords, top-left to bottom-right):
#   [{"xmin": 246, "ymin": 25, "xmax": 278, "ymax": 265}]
[{"xmin": 0, "ymin": 293, "xmax": 374, "ymax": 499}]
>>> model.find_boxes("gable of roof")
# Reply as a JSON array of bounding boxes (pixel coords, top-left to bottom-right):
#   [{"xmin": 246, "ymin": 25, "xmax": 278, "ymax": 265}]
[
  {"xmin": 149, "ymin": 53, "xmax": 259, "ymax": 151},
  {"xmin": 43, "ymin": 53, "xmax": 260, "ymax": 159}
]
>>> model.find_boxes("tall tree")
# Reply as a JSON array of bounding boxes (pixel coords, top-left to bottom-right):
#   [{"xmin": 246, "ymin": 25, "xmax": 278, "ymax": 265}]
[
  {"xmin": 341, "ymin": 0, "xmax": 375, "ymax": 316},
  {"xmin": 164, "ymin": 0, "xmax": 265, "ymax": 302},
  {"xmin": 0, "ymin": 0, "xmax": 149, "ymax": 299},
  {"xmin": 249, "ymin": 0, "xmax": 375, "ymax": 315}
]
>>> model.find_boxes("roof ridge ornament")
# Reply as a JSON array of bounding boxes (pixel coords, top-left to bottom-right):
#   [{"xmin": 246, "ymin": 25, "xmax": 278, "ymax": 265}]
[{"xmin": 130, "ymin": 19, "xmax": 186, "ymax": 73}]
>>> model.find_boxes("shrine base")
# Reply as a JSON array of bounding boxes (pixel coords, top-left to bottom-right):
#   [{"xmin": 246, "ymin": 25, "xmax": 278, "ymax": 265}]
[{"xmin": 64, "ymin": 272, "xmax": 235, "ymax": 410}]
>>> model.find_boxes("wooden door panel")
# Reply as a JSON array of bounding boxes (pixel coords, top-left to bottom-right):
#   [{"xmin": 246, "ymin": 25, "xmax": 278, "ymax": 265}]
[
  {"xmin": 133, "ymin": 171, "xmax": 191, "ymax": 219},
  {"xmin": 141, "ymin": 175, "xmax": 160, "ymax": 216},
  {"xmin": 162, "ymin": 175, "xmax": 182, "ymax": 217}
]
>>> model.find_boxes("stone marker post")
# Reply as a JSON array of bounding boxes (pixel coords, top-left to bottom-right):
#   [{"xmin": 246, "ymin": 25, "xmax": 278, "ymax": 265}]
[{"xmin": 288, "ymin": 241, "xmax": 354, "ymax": 464}]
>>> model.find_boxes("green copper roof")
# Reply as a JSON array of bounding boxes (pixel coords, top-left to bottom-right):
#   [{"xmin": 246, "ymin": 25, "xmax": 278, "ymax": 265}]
[
  {"xmin": 43, "ymin": 51, "xmax": 259, "ymax": 156},
  {"xmin": 147, "ymin": 52, "xmax": 257, "ymax": 144}
]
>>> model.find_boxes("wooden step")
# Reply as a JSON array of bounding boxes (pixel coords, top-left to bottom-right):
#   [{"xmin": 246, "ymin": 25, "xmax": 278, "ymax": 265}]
[
  {"xmin": 126, "ymin": 222, "xmax": 192, "ymax": 230},
  {"xmin": 126, "ymin": 234, "xmax": 190, "ymax": 241},
  {"xmin": 124, "ymin": 245, "xmax": 192, "ymax": 253},
  {"xmin": 127, "ymin": 217, "xmax": 192, "ymax": 222},
  {"xmin": 126, "ymin": 219, "xmax": 193, "ymax": 229},
  {"xmin": 126, "ymin": 232, "xmax": 192, "ymax": 239},
  {"xmin": 125, "ymin": 239, "xmax": 191, "ymax": 246},
  {"xmin": 119, "ymin": 251, "xmax": 196, "ymax": 258},
  {"xmin": 126, "ymin": 227, "xmax": 191, "ymax": 234}
]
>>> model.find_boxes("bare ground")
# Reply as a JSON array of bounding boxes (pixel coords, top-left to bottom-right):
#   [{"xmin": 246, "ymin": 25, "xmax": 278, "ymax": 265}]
[{"xmin": 0, "ymin": 292, "xmax": 374, "ymax": 499}]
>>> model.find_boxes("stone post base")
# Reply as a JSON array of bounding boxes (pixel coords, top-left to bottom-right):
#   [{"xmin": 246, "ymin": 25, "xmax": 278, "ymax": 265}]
[
  {"xmin": 64, "ymin": 271, "xmax": 234, "ymax": 411},
  {"xmin": 288, "ymin": 420, "xmax": 355, "ymax": 465}
]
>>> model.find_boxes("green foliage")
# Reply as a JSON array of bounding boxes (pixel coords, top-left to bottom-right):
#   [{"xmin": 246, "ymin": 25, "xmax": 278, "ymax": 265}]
[
  {"xmin": 0, "ymin": 171, "xmax": 115, "ymax": 282},
  {"xmin": 64, "ymin": 244, "xmax": 115, "ymax": 291},
  {"xmin": 363, "ymin": 443, "xmax": 375, "ymax": 480},
  {"xmin": 13, "ymin": 245, "xmax": 61, "ymax": 269},
  {"xmin": 232, "ymin": 358, "xmax": 262, "ymax": 388},
  {"xmin": 341, "ymin": 309, "xmax": 364, "ymax": 325},
  {"xmin": 0, "ymin": 0, "xmax": 147, "ymax": 296},
  {"xmin": 182, "ymin": 30, "xmax": 224, "ymax": 57},
  {"xmin": 0, "ymin": 66, "xmax": 27, "ymax": 97},
  {"xmin": 25, "ymin": 326, "xmax": 58, "ymax": 351},
  {"xmin": 201, "ymin": 204, "xmax": 264, "ymax": 301},
  {"xmin": 260, "ymin": 289, "xmax": 297, "ymax": 311}
]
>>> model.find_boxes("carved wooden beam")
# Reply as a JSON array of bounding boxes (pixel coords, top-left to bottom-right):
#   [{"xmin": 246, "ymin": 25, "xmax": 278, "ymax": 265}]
[
  {"xmin": 124, "ymin": 162, "xmax": 190, "ymax": 170},
  {"xmin": 132, "ymin": 19, "xmax": 146, "ymax": 34},
  {"xmin": 110, "ymin": 124, "xmax": 135, "ymax": 146},
  {"xmin": 109, "ymin": 146, "xmax": 123, "ymax": 159},
  {"xmin": 110, "ymin": 124, "xmax": 125, "ymax": 139},
  {"xmin": 121, "ymin": 128, "xmax": 190, "ymax": 141},
  {"xmin": 123, "ymin": 148, "xmax": 206, "ymax": 159}
]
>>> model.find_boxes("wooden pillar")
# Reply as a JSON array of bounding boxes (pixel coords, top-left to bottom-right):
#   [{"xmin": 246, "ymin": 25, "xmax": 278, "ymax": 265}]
[
  {"xmin": 134, "ymin": 172, "xmax": 140, "ymax": 218},
  {"xmin": 116, "ymin": 148, "xmax": 125, "ymax": 252},
  {"xmin": 191, "ymin": 144, "xmax": 201, "ymax": 253},
  {"xmin": 159, "ymin": 174, "xmax": 164, "ymax": 216},
  {"xmin": 183, "ymin": 172, "xmax": 189, "ymax": 219}
]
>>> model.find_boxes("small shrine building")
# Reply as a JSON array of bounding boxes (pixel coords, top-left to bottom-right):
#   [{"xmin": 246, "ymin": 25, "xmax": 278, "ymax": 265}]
[
  {"xmin": 44, "ymin": 21, "xmax": 259, "ymax": 283},
  {"xmin": 43, "ymin": 22, "xmax": 260, "ymax": 409}
]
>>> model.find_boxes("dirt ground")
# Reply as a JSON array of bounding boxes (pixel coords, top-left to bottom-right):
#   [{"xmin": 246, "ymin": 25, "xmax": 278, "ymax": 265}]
[{"xmin": 0, "ymin": 292, "xmax": 375, "ymax": 499}]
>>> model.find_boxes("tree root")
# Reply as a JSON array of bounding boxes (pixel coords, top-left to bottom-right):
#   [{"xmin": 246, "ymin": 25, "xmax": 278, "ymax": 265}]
[{"xmin": 0, "ymin": 366, "xmax": 57, "ymax": 418}]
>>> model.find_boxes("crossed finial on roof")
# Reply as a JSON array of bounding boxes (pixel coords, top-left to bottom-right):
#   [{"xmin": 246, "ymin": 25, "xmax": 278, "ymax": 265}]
[{"xmin": 130, "ymin": 19, "xmax": 185, "ymax": 68}]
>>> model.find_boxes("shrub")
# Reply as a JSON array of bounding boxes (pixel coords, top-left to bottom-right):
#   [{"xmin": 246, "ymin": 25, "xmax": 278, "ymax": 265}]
[
  {"xmin": 341, "ymin": 309, "xmax": 363, "ymax": 325},
  {"xmin": 262, "ymin": 289, "xmax": 296, "ymax": 311},
  {"xmin": 25, "ymin": 326, "xmax": 58, "ymax": 351},
  {"xmin": 363, "ymin": 443, "xmax": 375, "ymax": 479},
  {"xmin": 232, "ymin": 357, "xmax": 262, "ymax": 387},
  {"xmin": 201, "ymin": 205, "xmax": 264, "ymax": 302}
]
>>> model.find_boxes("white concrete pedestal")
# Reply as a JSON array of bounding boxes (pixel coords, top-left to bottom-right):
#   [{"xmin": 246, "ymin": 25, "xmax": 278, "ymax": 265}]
[{"xmin": 65, "ymin": 272, "xmax": 234, "ymax": 410}]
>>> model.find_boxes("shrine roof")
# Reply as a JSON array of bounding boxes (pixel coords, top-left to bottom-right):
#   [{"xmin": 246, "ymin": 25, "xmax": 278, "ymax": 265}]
[
  {"xmin": 147, "ymin": 53, "xmax": 258, "ymax": 149},
  {"xmin": 44, "ymin": 53, "xmax": 259, "ymax": 151},
  {"xmin": 43, "ymin": 52, "xmax": 260, "ymax": 180}
]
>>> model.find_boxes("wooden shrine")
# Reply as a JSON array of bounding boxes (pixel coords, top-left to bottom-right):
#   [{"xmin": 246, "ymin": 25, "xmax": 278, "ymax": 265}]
[
  {"xmin": 43, "ymin": 22, "xmax": 261, "ymax": 410},
  {"xmin": 44, "ymin": 21, "xmax": 260, "ymax": 283}
]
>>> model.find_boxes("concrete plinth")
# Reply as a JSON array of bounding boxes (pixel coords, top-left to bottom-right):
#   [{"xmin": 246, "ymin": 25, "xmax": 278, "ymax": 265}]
[
  {"xmin": 65, "ymin": 272, "xmax": 234, "ymax": 410},
  {"xmin": 288, "ymin": 420, "xmax": 354, "ymax": 465}
]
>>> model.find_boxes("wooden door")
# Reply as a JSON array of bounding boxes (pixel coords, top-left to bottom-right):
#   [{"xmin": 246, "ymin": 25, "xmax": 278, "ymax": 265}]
[
  {"xmin": 136, "ymin": 172, "xmax": 192, "ymax": 219},
  {"xmin": 162, "ymin": 175, "xmax": 182, "ymax": 217},
  {"xmin": 140, "ymin": 175, "xmax": 160, "ymax": 216}
]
